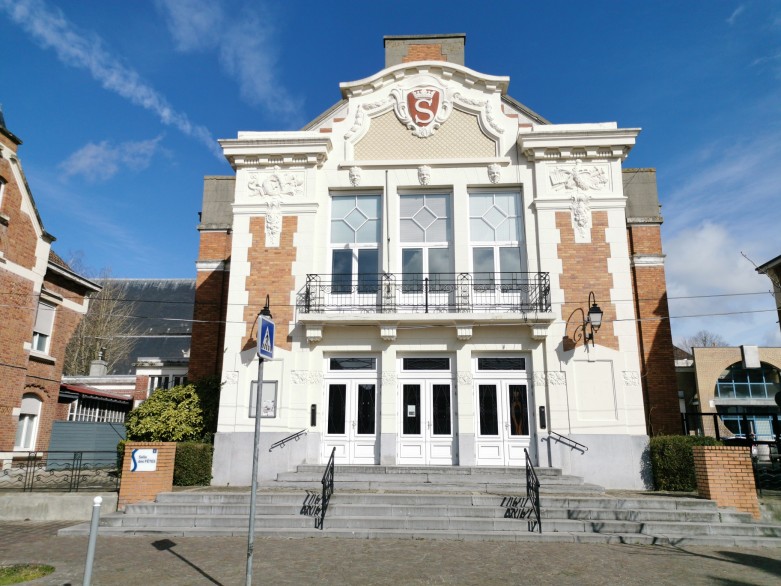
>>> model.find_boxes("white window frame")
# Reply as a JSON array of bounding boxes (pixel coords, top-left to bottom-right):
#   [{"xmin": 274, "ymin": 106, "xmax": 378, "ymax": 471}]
[
  {"xmin": 32, "ymin": 301, "xmax": 56, "ymax": 355},
  {"xmin": 399, "ymin": 193, "xmax": 453, "ymax": 281},
  {"xmin": 468, "ymin": 191, "xmax": 526, "ymax": 285},
  {"xmin": 14, "ymin": 394, "xmax": 42, "ymax": 451}
]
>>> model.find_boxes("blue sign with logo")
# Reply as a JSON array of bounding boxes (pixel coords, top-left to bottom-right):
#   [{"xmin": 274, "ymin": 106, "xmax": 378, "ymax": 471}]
[{"xmin": 258, "ymin": 315, "xmax": 275, "ymax": 360}]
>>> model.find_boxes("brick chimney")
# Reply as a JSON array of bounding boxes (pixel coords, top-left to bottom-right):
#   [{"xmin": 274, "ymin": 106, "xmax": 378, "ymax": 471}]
[{"xmin": 384, "ymin": 34, "xmax": 466, "ymax": 67}]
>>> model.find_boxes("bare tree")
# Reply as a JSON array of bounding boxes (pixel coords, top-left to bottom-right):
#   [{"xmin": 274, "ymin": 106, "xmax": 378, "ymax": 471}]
[
  {"xmin": 677, "ymin": 330, "xmax": 729, "ymax": 354},
  {"xmin": 63, "ymin": 274, "xmax": 140, "ymax": 375}
]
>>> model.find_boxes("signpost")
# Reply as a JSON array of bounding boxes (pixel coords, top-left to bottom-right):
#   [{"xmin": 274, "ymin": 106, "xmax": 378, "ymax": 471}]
[{"xmin": 246, "ymin": 297, "xmax": 273, "ymax": 585}]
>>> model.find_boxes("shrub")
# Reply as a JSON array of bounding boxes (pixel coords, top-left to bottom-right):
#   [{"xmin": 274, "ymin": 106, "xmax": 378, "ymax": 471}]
[
  {"xmin": 650, "ymin": 435, "xmax": 722, "ymax": 491},
  {"xmin": 125, "ymin": 384, "xmax": 204, "ymax": 442},
  {"xmin": 174, "ymin": 442, "xmax": 214, "ymax": 486},
  {"xmin": 116, "ymin": 439, "xmax": 127, "ymax": 472}
]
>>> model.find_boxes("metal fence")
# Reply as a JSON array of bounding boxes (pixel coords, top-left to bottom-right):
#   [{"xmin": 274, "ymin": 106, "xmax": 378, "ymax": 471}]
[
  {"xmin": 0, "ymin": 450, "xmax": 120, "ymax": 492},
  {"xmin": 681, "ymin": 412, "xmax": 781, "ymax": 493},
  {"xmin": 297, "ymin": 272, "xmax": 551, "ymax": 315}
]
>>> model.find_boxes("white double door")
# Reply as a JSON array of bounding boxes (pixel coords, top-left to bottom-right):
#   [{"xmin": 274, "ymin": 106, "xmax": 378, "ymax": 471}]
[
  {"xmin": 397, "ymin": 379, "xmax": 457, "ymax": 465},
  {"xmin": 475, "ymin": 380, "xmax": 531, "ymax": 466},
  {"xmin": 323, "ymin": 379, "xmax": 378, "ymax": 464}
]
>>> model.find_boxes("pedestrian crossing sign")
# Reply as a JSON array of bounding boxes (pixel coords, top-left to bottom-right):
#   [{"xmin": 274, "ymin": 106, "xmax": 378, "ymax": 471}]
[{"xmin": 258, "ymin": 315, "xmax": 275, "ymax": 359}]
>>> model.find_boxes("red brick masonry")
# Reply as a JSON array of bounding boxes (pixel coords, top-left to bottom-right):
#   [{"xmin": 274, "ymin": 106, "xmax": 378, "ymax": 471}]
[
  {"xmin": 692, "ymin": 445, "xmax": 760, "ymax": 519},
  {"xmin": 118, "ymin": 442, "xmax": 176, "ymax": 511}
]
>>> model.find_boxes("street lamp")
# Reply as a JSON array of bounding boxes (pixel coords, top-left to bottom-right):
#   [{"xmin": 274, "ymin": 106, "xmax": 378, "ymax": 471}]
[{"xmin": 581, "ymin": 291, "xmax": 603, "ymax": 347}]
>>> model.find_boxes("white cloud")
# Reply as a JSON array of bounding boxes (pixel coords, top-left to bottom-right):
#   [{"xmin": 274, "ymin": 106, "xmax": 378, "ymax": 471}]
[
  {"xmin": 154, "ymin": 0, "xmax": 222, "ymax": 52},
  {"xmin": 155, "ymin": 0, "xmax": 303, "ymax": 120},
  {"xmin": 727, "ymin": 5, "xmax": 745, "ymax": 25},
  {"xmin": 664, "ymin": 221, "xmax": 778, "ymax": 347},
  {"xmin": 0, "ymin": 0, "xmax": 221, "ymax": 158},
  {"xmin": 58, "ymin": 137, "xmax": 163, "ymax": 182}
]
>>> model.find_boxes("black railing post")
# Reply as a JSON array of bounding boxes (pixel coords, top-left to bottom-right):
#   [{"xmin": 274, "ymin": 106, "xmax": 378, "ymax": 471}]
[
  {"xmin": 524, "ymin": 448, "xmax": 541, "ymax": 533},
  {"xmin": 318, "ymin": 447, "xmax": 335, "ymax": 530},
  {"xmin": 713, "ymin": 414, "xmax": 720, "ymax": 441},
  {"xmin": 424, "ymin": 277, "xmax": 429, "ymax": 313}
]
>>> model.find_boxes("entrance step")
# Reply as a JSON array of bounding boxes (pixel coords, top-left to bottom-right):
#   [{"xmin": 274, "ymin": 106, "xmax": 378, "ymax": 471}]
[
  {"xmin": 269, "ymin": 465, "xmax": 604, "ymax": 495},
  {"xmin": 58, "ymin": 489, "xmax": 781, "ymax": 547}
]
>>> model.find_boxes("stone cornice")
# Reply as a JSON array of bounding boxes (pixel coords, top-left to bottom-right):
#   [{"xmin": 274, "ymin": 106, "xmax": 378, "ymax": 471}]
[
  {"xmin": 519, "ymin": 126, "xmax": 641, "ymax": 161},
  {"xmin": 340, "ymin": 61, "xmax": 510, "ymax": 99},
  {"xmin": 219, "ymin": 132, "xmax": 332, "ymax": 170}
]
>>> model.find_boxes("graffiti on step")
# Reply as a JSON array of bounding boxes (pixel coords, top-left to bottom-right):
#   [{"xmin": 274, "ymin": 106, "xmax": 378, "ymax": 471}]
[
  {"xmin": 300, "ymin": 491, "xmax": 323, "ymax": 525},
  {"xmin": 500, "ymin": 495, "xmax": 535, "ymax": 520}
]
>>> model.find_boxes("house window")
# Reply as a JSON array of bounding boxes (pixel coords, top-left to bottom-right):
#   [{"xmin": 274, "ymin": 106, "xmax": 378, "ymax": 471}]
[
  {"xmin": 715, "ymin": 362, "xmax": 781, "ymax": 400},
  {"xmin": 14, "ymin": 394, "xmax": 42, "ymax": 450},
  {"xmin": 0, "ymin": 177, "xmax": 5, "ymax": 208},
  {"xmin": 32, "ymin": 302, "xmax": 56, "ymax": 354},
  {"xmin": 399, "ymin": 194, "xmax": 452, "ymax": 291},
  {"xmin": 469, "ymin": 192, "xmax": 524, "ymax": 288},
  {"xmin": 330, "ymin": 194, "xmax": 381, "ymax": 293},
  {"xmin": 149, "ymin": 376, "xmax": 170, "ymax": 392}
]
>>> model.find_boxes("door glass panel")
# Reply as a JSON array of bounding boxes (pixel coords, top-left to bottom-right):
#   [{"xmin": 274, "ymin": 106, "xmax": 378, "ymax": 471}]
[
  {"xmin": 508, "ymin": 385, "xmax": 529, "ymax": 436},
  {"xmin": 473, "ymin": 247, "xmax": 494, "ymax": 288},
  {"xmin": 403, "ymin": 384, "xmax": 421, "ymax": 435},
  {"xmin": 327, "ymin": 384, "xmax": 346, "ymax": 435},
  {"xmin": 431, "ymin": 384, "xmax": 451, "ymax": 435},
  {"xmin": 329, "ymin": 357, "xmax": 377, "ymax": 370},
  {"xmin": 499, "ymin": 247, "xmax": 522, "ymax": 274},
  {"xmin": 479, "ymin": 385, "xmax": 499, "ymax": 436},
  {"xmin": 477, "ymin": 357, "xmax": 525, "ymax": 371},
  {"xmin": 402, "ymin": 358, "xmax": 450, "ymax": 370},
  {"xmin": 357, "ymin": 249, "xmax": 379, "ymax": 293},
  {"xmin": 402, "ymin": 248, "xmax": 423, "ymax": 292},
  {"xmin": 356, "ymin": 384, "xmax": 376, "ymax": 435},
  {"xmin": 332, "ymin": 250, "xmax": 352, "ymax": 294}
]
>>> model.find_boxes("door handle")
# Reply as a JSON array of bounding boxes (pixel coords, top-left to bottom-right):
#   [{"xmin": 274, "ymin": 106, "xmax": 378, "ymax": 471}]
[
  {"xmin": 427, "ymin": 421, "xmax": 431, "ymax": 431},
  {"xmin": 351, "ymin": 421, "xmax": 356, "ymax": 429}
]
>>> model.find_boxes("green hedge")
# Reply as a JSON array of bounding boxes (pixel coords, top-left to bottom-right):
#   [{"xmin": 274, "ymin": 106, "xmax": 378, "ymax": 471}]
[
  {"xmin": 650, "ymin": 435, "xmax": 722, "ymax": 491},
  {"xmin": 174, "ymin": 442, "xmax": 214, "ymax": 486}
]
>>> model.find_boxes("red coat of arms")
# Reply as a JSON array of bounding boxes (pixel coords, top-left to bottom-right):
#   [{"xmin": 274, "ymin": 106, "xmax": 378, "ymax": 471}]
[{"xmin": 406, "ymin": 87, "xmax": 440, "ymax": 127}]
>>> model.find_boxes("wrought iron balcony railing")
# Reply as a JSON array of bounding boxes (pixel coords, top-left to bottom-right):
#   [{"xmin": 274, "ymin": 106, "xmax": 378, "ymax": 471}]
[{"xmin": 296, "ymin": 272, "xmax": 551, "ymax": 314}]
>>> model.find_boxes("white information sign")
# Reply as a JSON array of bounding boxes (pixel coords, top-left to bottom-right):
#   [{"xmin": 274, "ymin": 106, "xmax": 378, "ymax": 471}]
[{"xmin": 131, "ymin": 448, "xmax": 158, "ymax": 472}]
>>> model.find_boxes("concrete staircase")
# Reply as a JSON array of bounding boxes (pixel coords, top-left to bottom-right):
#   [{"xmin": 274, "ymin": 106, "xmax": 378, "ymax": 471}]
[{"xmin": 59, "ymin": 465, "xmax": 781, "ymax": 546}]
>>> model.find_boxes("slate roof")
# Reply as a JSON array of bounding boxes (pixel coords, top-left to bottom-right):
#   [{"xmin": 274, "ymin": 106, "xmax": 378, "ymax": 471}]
[{"xmin": 100, "ymin": 279, "xmax": 195, "ymax": 375}]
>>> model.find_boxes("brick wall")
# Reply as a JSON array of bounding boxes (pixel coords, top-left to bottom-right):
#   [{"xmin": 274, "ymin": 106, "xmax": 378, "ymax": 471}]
[
  {"xmin": 189, "ymin": 230, "xmax": 231, "ymax": 381},
  {"xmin": 556, "ymin": 211, "xmax": 618, "ymax": 351},
  {"xmin": 117, "ymin": 442, "xmax": 176, "ymax": 510},
  {"xmin": 134, "ymin": 375, "xmax": 150, "ymax": 402},
  {"xmin": 241, "ymin": 216, "xmax": 297, "ymax": 352},
  {"xmin": 693, "ymin": 445, "xmax": 760, "ymax": 519},
  {"xmin": 0, "ymin": 154, "xmax": 39, "ymax": 270},
  {"xmin": 402, "ymin": 44, "xmax": 446, "ymax": 62},
  {"xmin": 628, "ymin": 223, "xmax": 681, "ymax": 435}
]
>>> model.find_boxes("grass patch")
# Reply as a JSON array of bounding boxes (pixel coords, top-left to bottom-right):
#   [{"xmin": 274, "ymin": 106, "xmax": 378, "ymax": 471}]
[{"xmin": 0, "ymin": 564, "xmax": 55, "ymax": 585}]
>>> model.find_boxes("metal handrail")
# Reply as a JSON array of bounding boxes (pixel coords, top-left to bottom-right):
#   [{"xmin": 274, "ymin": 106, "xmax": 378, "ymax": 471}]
[
  {"xmin": 524, "ymin": 448, "xmax": 541, "ymax": 533},
  {"xmin": 297, "ymin": 271, "xmax": 551, "ymax": 314},
  {"xmin": 268, "ymin": 429, "xmax": 308, "ymax": 452},
  {"xmin": 317, "ymin": 447, "xmax": 336, "ymax": 530},
  {"xmin": 547, "ymin": 431, "xmax": 589, "ymax": 453}
]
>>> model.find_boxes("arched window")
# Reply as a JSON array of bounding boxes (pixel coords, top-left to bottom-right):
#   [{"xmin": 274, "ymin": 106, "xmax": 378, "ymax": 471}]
[
  {"xmin": 14, "ymin": 394, "xmax": 42, "ymax": 451},
  {"xmin": 715, "ymin": 361, "xmax": 781, "ymax": 399}
]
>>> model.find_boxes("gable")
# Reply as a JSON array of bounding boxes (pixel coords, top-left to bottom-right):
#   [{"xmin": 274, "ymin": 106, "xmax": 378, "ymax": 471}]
[{"xmin": 354, "ymin": 108, "xmax": 495, "ymax": 160}]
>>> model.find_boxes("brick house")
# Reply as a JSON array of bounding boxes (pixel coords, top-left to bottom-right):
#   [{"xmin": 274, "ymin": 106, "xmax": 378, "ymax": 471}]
[
  {"xmin": 190, "ymin": 34, "xmax": 679, "ymax": 489},
  {"xmin": 0, "ymin": 110, "xmax": 100, "ymax": 463}
]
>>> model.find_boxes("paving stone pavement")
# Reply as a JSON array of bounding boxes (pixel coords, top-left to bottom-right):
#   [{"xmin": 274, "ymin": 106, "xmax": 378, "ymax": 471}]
[{"xmin": 2, "ymin": 521, "xmax": 781, "ymax": 585}]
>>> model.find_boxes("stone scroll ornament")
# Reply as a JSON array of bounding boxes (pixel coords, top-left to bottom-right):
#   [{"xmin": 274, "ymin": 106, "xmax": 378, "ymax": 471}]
[
  {"xmin": 391, "ymin": 86, "xmax": 454, "ymax": 138},
  {"xmin": 549, "ymin": 160, "xmax": 608, "ymax": 243},
  {"xmin": 247, "ymin": 168, "xmax": 304, "ymax": 247}
]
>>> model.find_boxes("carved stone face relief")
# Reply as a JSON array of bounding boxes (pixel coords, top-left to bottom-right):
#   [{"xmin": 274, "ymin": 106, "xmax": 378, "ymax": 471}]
[
  {"xmin": 348, "ymin": 166, "xmax": 362, "ymax": 187},
  {"xmin": 417, "ymin": 165, "xmax": 432, "ymax": 186},
  {"xmin": 488, "ymin": 163, "xmax": 501, "ymax": 184}
]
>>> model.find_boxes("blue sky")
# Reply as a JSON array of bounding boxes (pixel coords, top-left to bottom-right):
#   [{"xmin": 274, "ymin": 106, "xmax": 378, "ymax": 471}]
[{"xmin": 1, "ymin": 0, "xmax": 779, "ymax": 347}]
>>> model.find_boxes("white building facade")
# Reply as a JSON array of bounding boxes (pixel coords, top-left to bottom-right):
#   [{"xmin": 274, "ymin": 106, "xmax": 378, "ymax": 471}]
[{"xmin": 196, "ymin": 35, "xmax": 677, "ymax": 489}]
